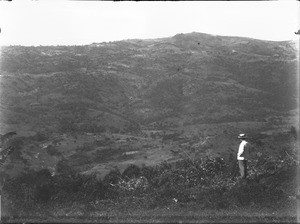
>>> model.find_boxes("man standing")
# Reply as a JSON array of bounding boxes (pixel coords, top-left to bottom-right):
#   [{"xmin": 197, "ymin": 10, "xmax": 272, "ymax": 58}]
[{"xmin": 237, "ymin": 133, "xmax": 250, "ymax": 179}]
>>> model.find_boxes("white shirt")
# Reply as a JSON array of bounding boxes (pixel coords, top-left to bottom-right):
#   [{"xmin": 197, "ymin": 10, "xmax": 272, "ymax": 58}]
[{"xmin": 237, "ymin": 140, "xmax": 248, "ymax": 160}]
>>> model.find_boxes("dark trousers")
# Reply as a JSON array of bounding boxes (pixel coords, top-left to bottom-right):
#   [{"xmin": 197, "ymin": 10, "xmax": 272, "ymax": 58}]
[{"xmin": 238, "ymin": 160, "xmax": 247, "ymax": 179}]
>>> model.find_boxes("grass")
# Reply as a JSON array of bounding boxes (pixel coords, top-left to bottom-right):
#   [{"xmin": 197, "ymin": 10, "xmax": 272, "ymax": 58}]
[{"xmin": 4, "ymin": 202, "xmax": 297, "ymax": 223}]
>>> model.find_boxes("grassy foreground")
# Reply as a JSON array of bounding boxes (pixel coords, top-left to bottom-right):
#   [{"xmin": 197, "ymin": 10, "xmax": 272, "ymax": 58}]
[
  {"xmin": 1, "ymin": 133, "xmax": 299, "ymax": 223},
  {"xmin": 3, "ymin": 201, "xmax": 298, "ymax": 223}
]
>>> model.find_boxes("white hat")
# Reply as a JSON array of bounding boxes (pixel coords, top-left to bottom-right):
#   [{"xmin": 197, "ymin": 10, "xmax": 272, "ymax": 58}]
[{"xmin": 238, "ymin": 133, "xmax": 246, "ymax": 139}]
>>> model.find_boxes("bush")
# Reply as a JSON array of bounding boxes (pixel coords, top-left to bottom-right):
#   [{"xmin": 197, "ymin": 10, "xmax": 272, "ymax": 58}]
[
  {"xmin": 140, "ymin": 166, "xmax": 158, "ymax": 184},
  {"xmin": 73, "ymin": 174, "xmax": 107, "ymax": 201},
  {"xmin": 30, "ymin": 132, "xmax": 49, "ymax": 142},
  {"xmin": 122, "ymin": 164, "xmax": 141, "ymax": 180},
  {"xmin": 46, "ymin": 145, "xmax": 62, "ymax": 156},
  {"xmin": 56, "ymin": 158, "xmax": 76, "ymax": 175},
  {"xmin": 2, "ymin": 169, "xmax": 55, "ymax": 210}
]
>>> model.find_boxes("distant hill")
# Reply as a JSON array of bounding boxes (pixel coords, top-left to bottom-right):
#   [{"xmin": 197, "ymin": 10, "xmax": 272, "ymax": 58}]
[
  {"xmin": 0, "ymin": 32, "xmax": 298, "ymax": 177},
  {"xmin": 1, "ymin": 32, "xmax": 297, "ymax": 133}
]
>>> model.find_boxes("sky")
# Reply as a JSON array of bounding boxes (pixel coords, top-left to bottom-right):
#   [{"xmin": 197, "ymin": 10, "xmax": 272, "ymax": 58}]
[{"xmin": 0, "ymin": 0, "xmax": 299, "ymax": 46}]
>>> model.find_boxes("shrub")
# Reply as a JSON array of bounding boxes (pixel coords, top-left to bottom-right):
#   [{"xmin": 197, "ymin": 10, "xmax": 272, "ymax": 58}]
[
  {"xmin": 29, "ymin": 132, "xmax": 49, "ymax": 142},
  {"xmin": 2, "ymin": 169, "xmax": 55, "ymax": 211},
  {"xmin": 75, "ymin": 174, "xmax": 107, "ymax": 201},
  {"xmin": 122, "ymin": 164, "xmax": 141, "ymax": 180},
  {"xmin": 140, "ymin": 166, "xmax": 157, "ymax": 183},
  {"xmin": 46, "ymin": 145, "xmax": 62, "ymax": 156},
  {"xmin": 102, "ymin": 169, "xmax": 121, "ymax": 184},
  {"xmin": 56, "ymin": 158, "xmax": 76, "ymax": 175}
]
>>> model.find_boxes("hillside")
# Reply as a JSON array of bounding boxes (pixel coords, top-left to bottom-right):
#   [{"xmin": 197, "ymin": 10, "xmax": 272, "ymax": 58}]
[{"xmin": 0, "ymin": 32, "xmax": 298, "ymax": 178}]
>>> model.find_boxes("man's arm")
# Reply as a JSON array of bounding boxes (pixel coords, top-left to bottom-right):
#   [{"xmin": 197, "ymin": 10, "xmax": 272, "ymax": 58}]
[{"xmin": 237, "ymin": 146, "xmax": 245, "ymax": 160}]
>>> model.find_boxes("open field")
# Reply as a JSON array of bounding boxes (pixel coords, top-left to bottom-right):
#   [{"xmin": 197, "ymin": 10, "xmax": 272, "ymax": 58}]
[{"xmin": 3, "ymin": 197, "xmax": 298, "ymax": 223}]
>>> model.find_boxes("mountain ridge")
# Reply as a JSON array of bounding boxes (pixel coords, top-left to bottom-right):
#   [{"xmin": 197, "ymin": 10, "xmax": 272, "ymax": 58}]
[{"xmin": 0, "ymin": 32, "xmax": 297, "ymax": 130}]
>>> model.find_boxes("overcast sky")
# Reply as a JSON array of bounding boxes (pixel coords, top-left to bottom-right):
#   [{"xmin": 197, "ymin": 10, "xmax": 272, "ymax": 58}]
[{"xmin": 0, "ymin": 0, "xmax": 299, "ymax": 46}]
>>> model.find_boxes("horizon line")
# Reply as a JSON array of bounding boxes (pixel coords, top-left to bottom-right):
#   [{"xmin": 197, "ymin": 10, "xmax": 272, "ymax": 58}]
[{"xmin": 1, "ymin": 31, "xmax": 298, "ymax": 47}]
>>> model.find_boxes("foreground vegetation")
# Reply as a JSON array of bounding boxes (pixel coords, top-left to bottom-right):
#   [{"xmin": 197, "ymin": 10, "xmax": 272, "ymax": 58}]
[{"xmin": 1, "ymin": 133, "xmax": 298, "ymax": 223}]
